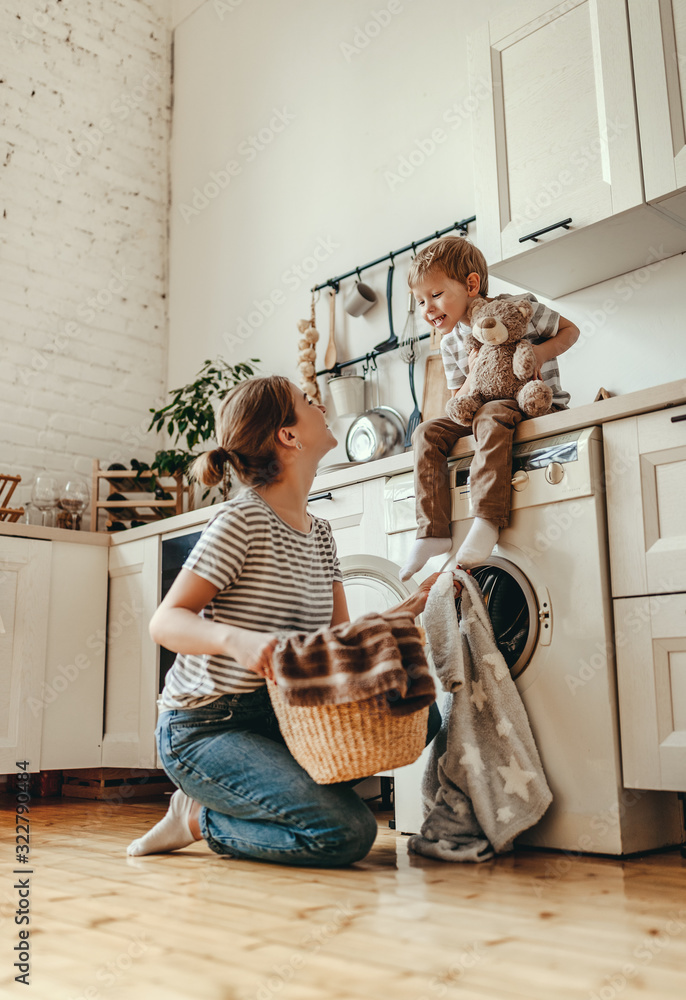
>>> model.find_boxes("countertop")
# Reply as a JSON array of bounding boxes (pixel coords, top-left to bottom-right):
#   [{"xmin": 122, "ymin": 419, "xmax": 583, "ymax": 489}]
[{"xmin": 2, "ymin": 377, "xmax": 684, "ymax": 547}]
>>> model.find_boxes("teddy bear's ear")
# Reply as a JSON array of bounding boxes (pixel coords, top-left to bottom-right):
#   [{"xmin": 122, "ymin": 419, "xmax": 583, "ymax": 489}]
[
  {"xmin": 467, "ymin": 298, "xmax": 486, "ymax": 323},
  {"xmin": 516, "ymin": 301, "xmax": 534, "ymax": 322}
]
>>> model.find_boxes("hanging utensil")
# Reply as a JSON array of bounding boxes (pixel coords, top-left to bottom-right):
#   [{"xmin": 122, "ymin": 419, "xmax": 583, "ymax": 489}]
[
  {"xmin": 345, "ymin": 357, "xmax": 406, "ymax": 462},
  {"xmin": 404, "ymin": 354, "xmax": 422, "ymax": 448},
  {"xmin": 324, "ymin": 288, "xmax": 338, "ymax": 370},
  {"xmin": 373, "ymin": 262, "xmax": 398, "ymax": 354},
  {"xmin": 398, "ymin": 292, "xmax": 422, "ymax": 364}
]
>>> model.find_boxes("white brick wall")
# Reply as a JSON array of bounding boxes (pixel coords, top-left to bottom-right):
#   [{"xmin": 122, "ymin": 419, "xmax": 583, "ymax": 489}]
[{"xmin": 0, "ymin": 0, "xmax": 171, "ymax": 522}]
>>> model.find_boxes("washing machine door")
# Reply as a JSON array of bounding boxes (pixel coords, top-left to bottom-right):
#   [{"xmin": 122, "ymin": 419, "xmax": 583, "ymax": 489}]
[
  {"xmin": 458, "ymin": 555, "xmax": 543, "ymax": 680},
  {"xmin": 339, "ymin": 554, "xmax": 416, "ymax": 618}
]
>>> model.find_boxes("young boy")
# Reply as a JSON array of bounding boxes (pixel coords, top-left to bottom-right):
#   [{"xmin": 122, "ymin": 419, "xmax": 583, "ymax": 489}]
[{"xmin": 400, "ymin": 236, "xmax": 579, "ymax": 581}]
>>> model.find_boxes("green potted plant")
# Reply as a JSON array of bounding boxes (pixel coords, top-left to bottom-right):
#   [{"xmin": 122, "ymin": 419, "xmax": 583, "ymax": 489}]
[{"xmin": 147, "ymin": 357, "xmax": 259, "ymax": 505}]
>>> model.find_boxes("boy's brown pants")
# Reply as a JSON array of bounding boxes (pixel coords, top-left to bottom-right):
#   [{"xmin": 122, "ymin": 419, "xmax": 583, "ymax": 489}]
[{"xmin": 411, "ymin": 399, "xmax": 524, "ymax": 538}]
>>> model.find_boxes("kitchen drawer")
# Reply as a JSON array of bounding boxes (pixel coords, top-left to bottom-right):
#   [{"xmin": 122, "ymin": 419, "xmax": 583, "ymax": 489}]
[
  {"xmin": 614, "ymin": 592, "xmax": 686, "ymax": 791},
  {"xmin": 603, "ymin": 404, "xmax": 686, "ymax": 597},
  {"xmin": 307, "ymin": 483, "xmax": 364, "ymax": 529}
]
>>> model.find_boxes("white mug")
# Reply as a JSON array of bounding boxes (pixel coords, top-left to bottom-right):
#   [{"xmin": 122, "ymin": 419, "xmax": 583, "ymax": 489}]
[{"xmin": 344, "ymin": 281, "xmax": 377, "ymax": 317}]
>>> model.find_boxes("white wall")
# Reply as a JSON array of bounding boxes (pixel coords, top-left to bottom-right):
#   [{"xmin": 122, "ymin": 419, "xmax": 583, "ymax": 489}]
[
  {"xmin": 0, "ymin": 0, "xmax": 171, "ymax": 516},
  {"xmin": 169, "ymin": 0, "xmax": 686, "ymax": 469}
]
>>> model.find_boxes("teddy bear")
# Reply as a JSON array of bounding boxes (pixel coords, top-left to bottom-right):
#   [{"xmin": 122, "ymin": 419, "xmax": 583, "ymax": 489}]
[{"xmin": 445, "ymin": 297, "xmax": 553, "ymax": 426}]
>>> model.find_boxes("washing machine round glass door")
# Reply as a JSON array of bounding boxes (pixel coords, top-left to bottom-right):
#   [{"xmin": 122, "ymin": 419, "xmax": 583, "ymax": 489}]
[
  {"xmin": 339, "ymin": 555, "xmax": 416, "ymax": 618},
  {"xmin": 458, "ymin": 556, "xmax": 539, "ymax": 679}
]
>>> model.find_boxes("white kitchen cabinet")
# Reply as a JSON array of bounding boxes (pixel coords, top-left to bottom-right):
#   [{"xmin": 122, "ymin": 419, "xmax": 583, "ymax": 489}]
[
  {"xmin": 41, "ymin": 541, "xmax": 108, "ymax": 768},
  {"xmin": 0, "ymin": 538, "xmax": 51, "ymax": 773},
  {"xmin": 0, "ymin": 536, "xmax": 107, "ymax": 773},
  {"xmin": 102, "ymin": 535, "xmax": 160, "ymax": 769},
  {"xmin": 469, "ymin": 0, "xmax": 686, "ymax": 296},
  {"xmin": 603, "ymin": 404, "xmax": 686, "ymax": 598},
  {"xmin": 308, "ymin": 479, "xmax": 387, "ymax": 560},
  {"xmin": 629, "ymin": 0, "xmax": 686, "ymax": 223},
  {"xmin": 613, "ymin": 594, "xmax": 686, "ymax": 790},
  {"xmin": 604, "ymin": 404, "xmax": 686, "ymax": 791}
]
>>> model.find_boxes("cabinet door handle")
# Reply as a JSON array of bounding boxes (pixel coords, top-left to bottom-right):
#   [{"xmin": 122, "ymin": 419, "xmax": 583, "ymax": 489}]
[
  {"xmin": 307, "ymin": 492, "xmax": 333, "ymax": 502},
  {"xmin": 519, "ymin": 218, "xmax": 573, "ymax": 244},
  {"xmin": 670, "ymin": 414, "xmax": 686, "ymax": 423}
]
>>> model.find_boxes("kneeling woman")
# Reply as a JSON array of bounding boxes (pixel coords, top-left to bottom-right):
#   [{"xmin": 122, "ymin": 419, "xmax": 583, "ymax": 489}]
[{"xmin": 128, "ymin": 375, "xmax": 441, "ymax": 867}]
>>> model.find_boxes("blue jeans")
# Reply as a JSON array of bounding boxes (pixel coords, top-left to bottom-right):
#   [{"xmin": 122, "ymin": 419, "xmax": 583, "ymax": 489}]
[{"xmin": 156, "ymin": 688, "xmax": 441, "ymax": 868}]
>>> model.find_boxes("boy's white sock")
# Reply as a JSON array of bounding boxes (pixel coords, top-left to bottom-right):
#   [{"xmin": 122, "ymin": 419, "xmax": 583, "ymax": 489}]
[
  {"xmin": 456, "ymin": 518, "xmax": 499, "ymax": 569},
  {"xmin": 126, "ymin": 789, "xmax": 198, "ymax": 856},
  {"xmin": 400, "ymin": 537, "xmax": 452, "ymax": 581}
]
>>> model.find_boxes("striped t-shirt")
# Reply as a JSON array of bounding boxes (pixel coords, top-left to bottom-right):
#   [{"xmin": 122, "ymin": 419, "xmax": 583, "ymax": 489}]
[
  {"xmin": 158, "ymin": 488, "xmax": 343, "ymax": 710},
  {"xmin": 440, "ymin": 292, "xmax": 570, "ymax": 409}
]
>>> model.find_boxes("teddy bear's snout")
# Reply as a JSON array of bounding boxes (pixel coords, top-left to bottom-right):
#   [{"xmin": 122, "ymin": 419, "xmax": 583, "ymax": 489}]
[{"xmin": 474, "ymin": 318, "xmax": 509, "ymax": 345}]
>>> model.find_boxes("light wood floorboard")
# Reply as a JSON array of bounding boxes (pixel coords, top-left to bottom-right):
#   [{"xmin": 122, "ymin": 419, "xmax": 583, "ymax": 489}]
[{"xmin": 1, "ymin": 796, "xmax": 686, "ymax": 1000}]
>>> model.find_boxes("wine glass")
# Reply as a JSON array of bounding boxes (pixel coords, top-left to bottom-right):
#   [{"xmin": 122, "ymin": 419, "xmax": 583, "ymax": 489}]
[
  {"xmin": 59, "ymin": 479, "xmax": 90, "ymax": 530},
  {"xmin": 31, "ymin": 474, "xmax": 60, "ymax": 526}
]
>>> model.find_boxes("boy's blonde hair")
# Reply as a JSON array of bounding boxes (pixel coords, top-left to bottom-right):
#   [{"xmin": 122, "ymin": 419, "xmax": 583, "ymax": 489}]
[{"xmin": 408, "ymin": 235, "xmax": 489, "ymax": 296}]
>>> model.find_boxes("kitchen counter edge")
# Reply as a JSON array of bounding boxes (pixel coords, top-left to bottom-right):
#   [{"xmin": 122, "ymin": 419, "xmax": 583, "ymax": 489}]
[{"xmin": 3, "ymin": 377, "xmax": 684, "ymax": 546}]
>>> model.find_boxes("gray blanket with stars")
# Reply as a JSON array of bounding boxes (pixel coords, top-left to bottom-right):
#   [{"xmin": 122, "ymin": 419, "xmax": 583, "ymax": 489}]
[{"xmin": 408, "ymin": 569, "xmax": 552, "ymax": 862}]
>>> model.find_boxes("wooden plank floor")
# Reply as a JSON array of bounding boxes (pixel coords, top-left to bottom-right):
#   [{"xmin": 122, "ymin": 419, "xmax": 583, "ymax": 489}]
[{"xmin": 2, "ymin": 795, "xmax": 686, "ymax": 1000}]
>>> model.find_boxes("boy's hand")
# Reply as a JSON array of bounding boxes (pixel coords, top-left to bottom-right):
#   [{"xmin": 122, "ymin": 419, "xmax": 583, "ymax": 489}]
[
  {"xmin": 530, "ymin": 344, "xmax": 546, "ymax": 381},
  {"xmin": 467, "ymin": 347, "xmax": 480, "ymax": 371}
]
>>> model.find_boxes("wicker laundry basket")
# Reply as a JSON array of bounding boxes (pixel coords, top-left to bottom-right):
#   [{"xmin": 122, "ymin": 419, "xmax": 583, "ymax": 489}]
[{"xmin": 267, "ymin": 681, "xmax": 429, "ymax": 784}]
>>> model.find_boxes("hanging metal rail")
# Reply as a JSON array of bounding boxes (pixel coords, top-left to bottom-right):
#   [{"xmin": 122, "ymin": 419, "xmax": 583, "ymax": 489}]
[
  {"xmin": 312, "ymin": 216, "xmax": 475, "ymax": 293},
  {"xmin": 314, "ymin": 215, "xmax": 475, "ymax": 376}
]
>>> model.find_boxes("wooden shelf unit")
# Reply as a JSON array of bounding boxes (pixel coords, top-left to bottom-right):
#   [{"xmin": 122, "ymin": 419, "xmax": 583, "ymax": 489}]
[
  {"xmin": 0, "ymin": 473, "xmax": 24, "ymax": 522},
  {"xmin": 90, "ymin": 460, "xmax": 190, "ymax": 532}
]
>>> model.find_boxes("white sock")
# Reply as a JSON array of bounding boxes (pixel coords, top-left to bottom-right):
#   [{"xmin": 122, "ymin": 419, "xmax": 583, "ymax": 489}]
[
  {"xmin": 456, "ymin": 518, "xmax": 499, "ymax": 569},
  {"xmin": 126, "ymin": 789, "xmax": 198, "ymax": 856},
  {"xmin": 400, "ymin": 537, "xmax": 452, "ymax": 581}
]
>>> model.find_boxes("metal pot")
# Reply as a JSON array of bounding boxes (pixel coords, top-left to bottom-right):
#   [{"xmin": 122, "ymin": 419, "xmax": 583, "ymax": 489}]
[{"xmin": 345, "ymin": 406, "xmax": 406, "ymax": 463}]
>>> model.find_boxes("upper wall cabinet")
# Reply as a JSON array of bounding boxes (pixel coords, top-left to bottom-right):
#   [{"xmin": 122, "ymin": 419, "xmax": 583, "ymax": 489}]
[
  {"xmin": 469, "ymin": 0, "xmax": 686, "ymax": 297},
  {"xmin": 628, "ymin": 0, "xmax": 686, "ymax": 218}
]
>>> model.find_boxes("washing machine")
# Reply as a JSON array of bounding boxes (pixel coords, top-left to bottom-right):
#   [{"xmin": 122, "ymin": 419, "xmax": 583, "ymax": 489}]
[{"xmin": 383, "ymin": 426, "xmax": 683, "ymax": 855}]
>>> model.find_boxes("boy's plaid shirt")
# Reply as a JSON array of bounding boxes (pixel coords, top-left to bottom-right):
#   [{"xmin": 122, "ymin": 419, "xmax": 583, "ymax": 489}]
[{"xmin": 440, "ymin": 292, "xmax": 570, "ymax": 409}]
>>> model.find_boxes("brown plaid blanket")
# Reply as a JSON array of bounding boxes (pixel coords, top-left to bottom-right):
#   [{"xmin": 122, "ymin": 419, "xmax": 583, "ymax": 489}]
[{"xmin": 270, "ymin": 611, "xmax": 435, "ymax": 715}]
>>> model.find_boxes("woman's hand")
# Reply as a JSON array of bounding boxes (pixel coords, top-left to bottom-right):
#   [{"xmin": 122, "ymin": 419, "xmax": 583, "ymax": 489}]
[
  {"xmin": 394, "ymin": 572, "xmax": 463, "ymax": 619},
  {"xmin": 224, "ymin": 627, "xmax": 280, "ymax": 680}
]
